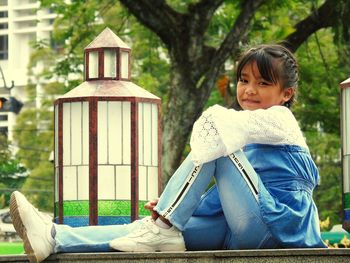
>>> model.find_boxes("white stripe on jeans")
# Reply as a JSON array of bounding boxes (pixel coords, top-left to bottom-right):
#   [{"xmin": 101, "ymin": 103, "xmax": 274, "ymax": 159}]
[{"xmin": 162, "ymin": 164, "xmax": 203, "ymax": 219}]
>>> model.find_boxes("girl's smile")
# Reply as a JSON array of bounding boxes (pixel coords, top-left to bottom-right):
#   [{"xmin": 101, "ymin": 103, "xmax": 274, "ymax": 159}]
[{"xmin": 237, "ymin": 61, "xmax": 294, "ymax": 110}]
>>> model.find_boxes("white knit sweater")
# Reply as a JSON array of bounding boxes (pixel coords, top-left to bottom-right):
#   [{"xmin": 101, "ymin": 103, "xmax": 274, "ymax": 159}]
[{"xmin": 190, "ymin": 105, "xmax": 308, "ymax": 165}]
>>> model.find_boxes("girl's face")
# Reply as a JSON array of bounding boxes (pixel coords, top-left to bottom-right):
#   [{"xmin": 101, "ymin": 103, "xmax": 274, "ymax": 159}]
[{"xmin": 237, "ymin": 61, "xmax": 294, "ymax": 111}]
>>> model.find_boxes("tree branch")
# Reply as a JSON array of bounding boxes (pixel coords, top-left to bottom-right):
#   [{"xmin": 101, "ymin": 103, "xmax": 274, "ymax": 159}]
[
  {"xmin": 314, "ymin": 32, "xmax": 332, "ymax": 89},
  {"xmin": 188, "ymin": 0, "xmax": 224, "ymax": 36},
  {"xmin": 214, "ymin": 0, "xmax": 266, "ymax": 68},
  {"xmin": 197, "ymin": 0, "xmax": 267, "ymax": 101},
  {"xmin": 281, "ymin": 0, "xmax": 350, "ymax": 52},
  {"xmin": 118, "ymin": 0, "xmax": 181, "ymax": 48},
  {"xmin": 179, "ymin": 0, "xmax": 224, "ymax": 80}
]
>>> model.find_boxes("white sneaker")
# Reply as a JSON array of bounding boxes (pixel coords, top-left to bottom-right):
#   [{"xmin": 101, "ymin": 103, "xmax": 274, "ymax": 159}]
[
  {"xmin": 110, "ymin": 216, "xmax": 186, "ymax": 252},
  {"xmin": 9, "ymin": 191, "xmax": 55, "ymax": 263}
]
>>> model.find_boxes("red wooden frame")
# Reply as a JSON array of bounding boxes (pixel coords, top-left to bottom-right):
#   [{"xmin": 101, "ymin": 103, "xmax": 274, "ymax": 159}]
[
  {"xmin": 57, "ymin": 103, "xmax": 63, "ymax": 224},
  {"xmin": 89, "ymin": 98, "xmax": 98, "ymax": 225},
  {"xmin": 130, "ymin": 101, "xmax": 139, "ymax": 221},
  {"xmin": 85, "ymin": 48, "xmax": 131, "ymax": 81}
]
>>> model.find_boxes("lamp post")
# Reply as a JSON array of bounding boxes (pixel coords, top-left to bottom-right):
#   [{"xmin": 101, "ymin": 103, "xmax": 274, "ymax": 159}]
[
  {"xmin": 0, "ymin": 65, "xmax": 14, "ymax": 110},
  {"xmin": 0, "ymin": 65, "xmax": 14, "ymax": 92},
  {"xmin": 54, "ymin": 28, "xmax": 162, "ymax": 226},
  {"xmin": 340, "ymin": 78, "xmax": 350, "ymax": 232},
  {"xmin": 0, "ymin": 68, "xmax": 22, "ymax": 141}
]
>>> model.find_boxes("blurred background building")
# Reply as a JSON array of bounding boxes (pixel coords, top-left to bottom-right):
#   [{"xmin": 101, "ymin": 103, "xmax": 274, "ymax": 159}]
[{"xmin": 0, "ymin": 0, "xmax": 55, "ymax": 143}]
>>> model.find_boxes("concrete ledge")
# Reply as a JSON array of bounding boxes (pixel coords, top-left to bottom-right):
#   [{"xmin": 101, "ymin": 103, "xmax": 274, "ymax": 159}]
[{"xmin": 1, "ymin": 249, "xmax": 350, "ymax": 263}]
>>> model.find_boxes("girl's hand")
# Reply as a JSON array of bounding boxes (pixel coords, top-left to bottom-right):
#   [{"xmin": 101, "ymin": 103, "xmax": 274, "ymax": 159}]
[{"xmin": 144, "ymin": 199, "xmax": 159, "ymax": 220}]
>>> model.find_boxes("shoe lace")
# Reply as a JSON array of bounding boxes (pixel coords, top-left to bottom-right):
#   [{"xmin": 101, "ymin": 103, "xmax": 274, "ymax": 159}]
[{"xmin": 135, "ymin": 217, "xmax": 159, "ymax": 234}]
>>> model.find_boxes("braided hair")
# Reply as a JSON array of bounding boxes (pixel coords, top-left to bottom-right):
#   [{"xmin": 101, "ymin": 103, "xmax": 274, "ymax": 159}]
[{"xmin": 236, "ymin": 44, "xmax": 299, "ymax": 108}]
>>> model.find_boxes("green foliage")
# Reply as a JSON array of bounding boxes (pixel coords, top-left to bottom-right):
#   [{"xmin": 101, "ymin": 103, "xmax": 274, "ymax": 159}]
[
  {"xmin": 0, "ymin": 135, "xmax": 27, "ymax": 208},
  {"xmin": 206, "ymin": 1, "xmax": 241, "ymax": 47},
  {"xmin": 292, "ymin": 29, "xmax": 349, "ymax": 224},
  {"xmin": 295, "ymin": 31, "xmax": 342, "ymax": 133},
  {"xmin": 0, "ymin": 160, "xmax": 27, "ymax": 180},
  {"xmin": 0, "ymin": 134, "xmax": 10, "ymax": 162},
  {"xmin": 306, "ymin": 131, "xmax": 342, "ymax": 223},
  {"xmin": 20, "ymin": 161, "xmax": 54, "ymax": 211},
  {"xmin": 250, "ymin": 0, "xmax": 310, "ymax": 42},
  {"xmin": 12, "ymin": 107, "xmax": 53, "ymax": 210}
]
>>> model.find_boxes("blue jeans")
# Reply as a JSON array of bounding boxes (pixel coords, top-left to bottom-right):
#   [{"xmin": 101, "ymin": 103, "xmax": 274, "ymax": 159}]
[{"xmin": 54, "ymin": 150, "xmax": 278, "ymax": 252}]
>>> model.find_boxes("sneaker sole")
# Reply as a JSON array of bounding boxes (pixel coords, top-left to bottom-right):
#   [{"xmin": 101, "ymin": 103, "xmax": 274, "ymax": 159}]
[
  {"xmin": 111, "ymin": 240, "xmax": 186, "ymax": 252},
  {"xmin": 10, "ymin": 192, "xmax": 40, "ymax": 263}
]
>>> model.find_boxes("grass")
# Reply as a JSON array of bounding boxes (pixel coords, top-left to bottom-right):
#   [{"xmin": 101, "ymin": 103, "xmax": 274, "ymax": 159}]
[{"xmin": 0, "ymin": 242, "xmax": 24, "ymax": 255}]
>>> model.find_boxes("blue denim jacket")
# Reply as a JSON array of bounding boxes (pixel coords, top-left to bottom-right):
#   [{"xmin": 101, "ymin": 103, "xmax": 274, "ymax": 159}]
[{"xmin": 193, "ymin": 144, "xmax": 326, "ymax": 248}]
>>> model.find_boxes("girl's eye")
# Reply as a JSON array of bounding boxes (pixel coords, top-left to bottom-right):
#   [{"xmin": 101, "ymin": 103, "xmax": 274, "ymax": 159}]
[
  {"xmin": 239, "ymin": 77, "xmax": 248, "ymax": 83},
  {"xmin": 259, "ymin": 81, "xmax": 272, "ymax": 86}
]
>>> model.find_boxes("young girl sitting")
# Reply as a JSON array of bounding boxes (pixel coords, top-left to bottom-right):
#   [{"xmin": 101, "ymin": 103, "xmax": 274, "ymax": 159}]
[{"xmin": 10, "ymin": 44, "xmax": 326, "ymax": 263}]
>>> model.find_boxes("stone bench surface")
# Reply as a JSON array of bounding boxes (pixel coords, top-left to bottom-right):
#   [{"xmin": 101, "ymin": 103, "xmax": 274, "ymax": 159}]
[{"xmin": 1, "ymin": 249, "xmax": 350, "ymax": 263}]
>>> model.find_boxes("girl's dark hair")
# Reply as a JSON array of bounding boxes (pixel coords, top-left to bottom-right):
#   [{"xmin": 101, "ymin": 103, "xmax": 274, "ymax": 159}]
[{"xmin": 236, "ymin": 44, "xmax": 299, "ymax": 108}]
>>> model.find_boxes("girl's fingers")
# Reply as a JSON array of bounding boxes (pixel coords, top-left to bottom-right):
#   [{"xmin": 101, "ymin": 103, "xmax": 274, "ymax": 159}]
[
  {"xmin": 144, "ymin": 199, "xmax": 159, "ymax": 219},
  {"xmin": 144, "ymin": 199, "xmax": 159, "ymax": 209},
  {"xmin": 144, "ymin": 202, "xmax": 154, "ymax": 210}
]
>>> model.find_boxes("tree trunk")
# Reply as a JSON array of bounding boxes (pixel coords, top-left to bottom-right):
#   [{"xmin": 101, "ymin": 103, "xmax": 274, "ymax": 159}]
[{"xmin": 161, "ymin": 69, "xmax": 203, "ymax": 182}]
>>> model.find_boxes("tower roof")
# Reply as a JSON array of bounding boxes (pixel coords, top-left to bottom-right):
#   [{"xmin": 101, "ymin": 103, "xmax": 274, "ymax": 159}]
[
  {"xmin": 59, "ymin": 80, "xmax": 160, "ymax": 100},
  {"xmin": 85, "ymin": 27, "xmax": 130, "ymax": 49}
]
